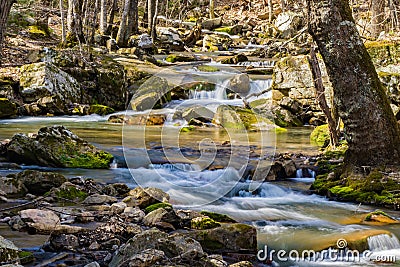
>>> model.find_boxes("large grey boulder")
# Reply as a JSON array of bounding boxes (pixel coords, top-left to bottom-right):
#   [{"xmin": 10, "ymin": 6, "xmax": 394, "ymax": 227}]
[
  {"xmin": 130, "ymin": 76, "xmax": 170, "ymax": 111},
  {"xmin": 19, "ymin": 62, "xmax": 82, "ymax": 115}
]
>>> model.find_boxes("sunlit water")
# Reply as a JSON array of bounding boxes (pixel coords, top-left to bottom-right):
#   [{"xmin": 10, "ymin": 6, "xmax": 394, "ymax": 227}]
[{"xmin": 0, "ymin": 116, "xmax": 399, "ymax": 266}]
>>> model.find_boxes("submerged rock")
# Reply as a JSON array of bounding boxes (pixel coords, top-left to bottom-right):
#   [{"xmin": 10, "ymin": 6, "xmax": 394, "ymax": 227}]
[{"xmin": 6, "ymin": 126, "xmax": 113, "ymax": 168}]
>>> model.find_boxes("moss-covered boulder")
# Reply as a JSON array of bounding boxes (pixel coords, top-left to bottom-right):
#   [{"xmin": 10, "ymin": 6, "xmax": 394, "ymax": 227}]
[
  {"xmin": 310, "ymin": 124, "xmax": 330, "ymax": 147},
  {"xmin": 6, "ymin": 126, "xmax": 113, "ymax": 168},
  {"xmin": 191, "ymin": 216, "xmax": 221, "ymax": 230},
  {"xmin": 312, "ymin": 168, "xmax": 400, "ymax": 209},
  {"xmin": 50, "ymin": 182, "xmax": 88, "ymax": 201},
  {"xmin": 0, "ymin": 98, "xmax": 17, "ymax": 118},
  {"xmin": 213, "ymin": 105, "xmax": 276, "ymax": 131},
  {"xmin": 214, "ymin": 25, "xmax": 243, "ymax": 35},
  {"xmin": 144, "ymin": 202, "xmax": 173, "ymax": 213},
  {"xmin": 200, "ymin": 211, "xmax": 236, "ymax": 223},
  {"xmin": 203, "ymin": 34, "xmax": 233, "ymax": 51},
  {"xmin": 88, "ymin": 104, "xmax": 115, "ymax": 115},
  {"xmin": 165, "ymin": 54, "xmax": 198, "ymax": 63},
  {"xmin": 364, "ymin": 210, "xmax": 399, "ymax": 224},
  {"xmin": 28, "ymin": 24, "xmax": 49, "ymax": 39}
]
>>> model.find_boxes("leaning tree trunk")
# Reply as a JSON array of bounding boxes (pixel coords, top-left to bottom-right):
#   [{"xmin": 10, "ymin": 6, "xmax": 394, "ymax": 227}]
[
  {"xmin": 107, "ymin": 0, "xmax": 118, "ymax": 35},
  {"xmin": 60, "ymin": 0, "xmax": 66, "ymax": 45},
  {"xmin": 116, "ymin": 0, "xmax": 130, "ymax": 47},
  {"xmin": 371, "ymin": 0, "xmax": 386, "ymax": 38},
  {"xmin": 307, "ymin": 0, "xmax": 400, "ymax": 168},
  {"xmin": 0, "ymin": 0, "xmax": 14, "ymax": 65}
]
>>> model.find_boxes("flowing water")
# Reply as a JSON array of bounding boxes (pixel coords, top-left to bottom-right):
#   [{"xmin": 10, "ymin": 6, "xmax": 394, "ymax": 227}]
[{"xmin": 0, "ymin": 62, "xmax": 399, "ymax": 266}]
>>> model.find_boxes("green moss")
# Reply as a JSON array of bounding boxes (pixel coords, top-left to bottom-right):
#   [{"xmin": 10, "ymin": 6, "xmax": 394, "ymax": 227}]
[
  {"xmin": 274, "ymin": 127, "xmax": 288, "ymax": 133},
  {"xmin": 89, "ymin": 104, "xmax": 115, "ymax": 115},
  {"xmin": 197, "ymin": 65, "xmax": 220, "ymax": 72},
  {"xmin": 214, "ymin": 26, "xmax": 235, "ymax": 35},
  {"xmin": 310, "ymin": 124, "xmax": 330, "ymax": 147},
  {"xmin": 55, "ymin": 186, "xmax": 88, "ymax": 201},
  {"xmin": 145, "ymin": 202, "xmax": 172, "ymax": 213},
  {"xmin": 200, "ymin": 211, "xmax": 236, "ymax": 223},
  {"xmin": 165, "ymin": 55, "xmax": 197, "ymax": 63},
  {"xmin": 180, "ymin": 126, "xmax": 195, "ymax": 132},
  {"xmin": 191, "ymin": 216, "xmax": 221, "ymax": 230},
  {"xmin": 18, "ymin": 251, "xmax": 34, "ymax": 264},
  {"xmin": 364, "ymin": 210, "xmax": 394, "ymax": 221},
  {"xmin": 60, "ymin": 151, "xmax": 114, "ymax": 169},
  {"xmin": 28, "ymin": 25, "xmax": 49, "ymax": 38},
  {"xmin": 330, "ymin": 186, "xmax": 354, "ymax": 195}
]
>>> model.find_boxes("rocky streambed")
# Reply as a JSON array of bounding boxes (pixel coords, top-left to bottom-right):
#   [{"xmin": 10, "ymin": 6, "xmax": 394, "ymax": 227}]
[{"xmin": 0, "ymin": 173, "xmax": 257, "ymax": 267}]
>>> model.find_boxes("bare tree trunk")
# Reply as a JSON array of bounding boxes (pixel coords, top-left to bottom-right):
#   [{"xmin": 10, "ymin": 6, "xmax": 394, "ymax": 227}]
[
  {"xmin": 99, "ymin": 0, "xmax": 107, "ymax": 34},
  {"xmin": 67, "ymin": 0, "xmax": 74, "ymax": 32},
  {"xmin": 127, "ymin": 0, "xmax": 138, "ymax": 37},
  {"xmin": 0, "ymin": 0, "xmax": 14, "ymax": 65},
  {"xmin": 116, "ymin": 0, "xmax": 130, "ymax": 46},
  {"xmin": 209, "ymin": 0, "xmax": 215, "ymax": 19},
  {"xmin": 268, "ymin": 0, "xmax": 273, "ymax": 23},
  {"xmin": 151, "ymin": 0, "xmax": 158, "ymax": 40},
  {"xmin": 308, "ymin": 47, "xmax": 340, "ymax": 147},
  {"xmin": 107, "ymin": 0, "xmax": 117, "ymax": 34},
  {"xmin": 143, "ymin": 0, "xmax": 148, "ymax": 28},
  {"xmin": 307, "ymin": 0, "xmax": 400, "ymax": 167},
  {"xmin": 60, "ymin": 0, "xmax": 66, "ymax": 45},
  {"xmin": 89, "ymin": 0, "xmax": 99, "ymax": 44},
  {"xmin": 281, "ymin": 0, "xmax": 286, "ymax": 11},
  {"xmin": 67, "ymin": 0, "xmax": 84, "ymax": 42},
  {"xmin": 389, "ymin": 0, "xmax": 399, "ymax": 31},
  {"xmin": 371, "ymin": 0, "xmax": 386, "ymax": 38},
  {"xmin": 148, "ymin": 0, "xmax": 155, "ymax": 33}
]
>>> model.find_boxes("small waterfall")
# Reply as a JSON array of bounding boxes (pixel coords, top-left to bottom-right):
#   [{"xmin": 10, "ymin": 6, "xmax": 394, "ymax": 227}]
[
  {"xmin": 149, "ymin": 163, "xmax": 201, "ymax": 172},
  {"xmin": 110, "ymin": 159, "xmax": 118, "ymax": 169},
  {"xmin": 190, "ymin": 79, "xmax": 229, "ymax": 100},
  {"xmin": 295, "ymin": 168, "xmax": 316, "ymax": 178},
  {"xmin": 368, "ymin": 234, "xmax": 400, "ymax": 251},
  {"xmin": 246, "ymin": 79, "xmax": 272, "ymax": 102}
]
